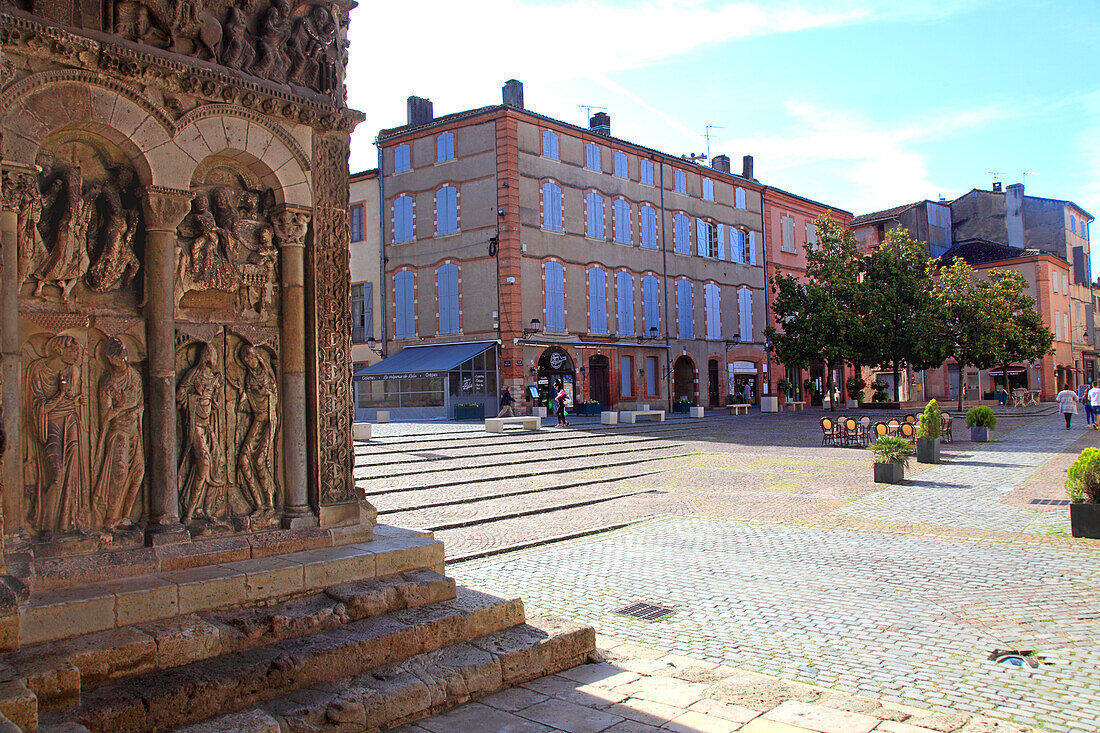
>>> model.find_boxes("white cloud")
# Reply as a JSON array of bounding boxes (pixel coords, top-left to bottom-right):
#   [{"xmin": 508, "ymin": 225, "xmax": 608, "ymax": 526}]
[{"xmin": 344, "ymin": 0, "xmax": 978, "ymax": 170}]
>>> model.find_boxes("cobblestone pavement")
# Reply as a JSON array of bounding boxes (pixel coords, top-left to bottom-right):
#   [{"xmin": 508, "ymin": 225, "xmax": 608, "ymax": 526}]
[{"xmin": 390, "ymin": 410, "xmax": 1100, "ymax": 731}]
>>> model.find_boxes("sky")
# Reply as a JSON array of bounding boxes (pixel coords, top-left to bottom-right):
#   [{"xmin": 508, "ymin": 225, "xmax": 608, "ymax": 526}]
[{"xmin": 344, "ymin": 0, "xmax": 1100, "ymax": 264}]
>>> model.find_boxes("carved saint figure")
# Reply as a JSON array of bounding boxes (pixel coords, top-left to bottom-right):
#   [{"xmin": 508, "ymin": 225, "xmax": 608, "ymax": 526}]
[
  {"xmin": 241, "ymin": 226, "xmax": 278, "ymax": 314},
  {"xmin": 210, "ymin": 187, "xmax": 243, "ymax": 262},
  {"xmin": 177, "ymin": 343, "xmax": 223, "ymax": 524},
  {"xmin": 32, "ymin": 167, "xmax": 96, "ymax": 301},
  {"xmin": 183, "ymin": 194, "xmax": 223, "ymax": 280},
  {"xmin": 250, "ymin": 0, "xmax": 290, "ymax": 81},
  {"xmin": 90, "ymin": 338, "xmax": 145, "ymax": 530},
  {"xmin": 233, "ymin": 344, "xmax": 278, "ymax": 515},
  {"xmin": 16, "ymin": 174, "xmax": 47, "ymax": 283},
  {"xmin": 220, "ymin": 1, "xmax": 255, "ymax": 71},
  {"xmin": 26, "ymin": 335, "xmax": 86, "ymax": 536},
  {"xmin": 86, "ymin": 177, "xmax": 141, "ymax": 293}
]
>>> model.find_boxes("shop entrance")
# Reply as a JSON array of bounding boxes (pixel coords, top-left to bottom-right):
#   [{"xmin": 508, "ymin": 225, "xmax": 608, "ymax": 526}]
[
  {"xmin": 673, "ymin": 356, "xmax": 695, "ymax": 403},
  {"xmin": 708, "ymin": 359, "xmax": 720, "ymax": 407},
  {"xmin": 537, "ymin": 346, "xmax": 576, "ymax": 411},
  {"xmin": 588, "ymin": 355, "xmax": 610, "ymax": 408}
]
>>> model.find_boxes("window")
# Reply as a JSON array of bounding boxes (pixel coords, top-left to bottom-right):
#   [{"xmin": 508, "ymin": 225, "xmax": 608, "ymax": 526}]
[
  {"xmin": 620, "ymin": 355, "xmax": 633, "ymax": 398},
  {"xmin": 705, "ymin": 282, "xmax": 721, "ymax": 340},
  {"xmin": 747, "ymin": 231, "xmax": 757, "ymax": 265},
  {"xmin": 350, "ymin": 204, "xmax": 364, "ymax": 242},
  {"xmin": 616, "ymin": 271, "xmax": 634, "ymax": 335},
  {"xmin": 735, "ymin": 187, "xmax": 746, "ymax": 209},
  {"xmin": 805, "ymin": 223, "xmax": 818, "ymax": 249},
  {"xmin": 436, "ymin": 132, "xmax": 454, "ymax": 162},
  {"xmin": 544, "ymin": 261, "xmax": 565, "ymax": 332},
  {"xmin": 585, "ymin": 191, "xmax": 605, "ymax": 239},
  {"xmin": 1071, "ymin": 215, "xmax": 1078, "ymax": 234},
  {"xmin": 1055, "ymin": 310, "xmax": 1062, "ymax": 341},
  {"xmin": 643, "ymin": 275, "xmax": 660, "ymax": 336},
  {"xmin": 394, "ymin": 144, "xmax": 410, "ymax": 173},
  {"xmin": 674, "ymin": 170, "xmax": 686, "ymax": 194},
  {"xmin": 738, "ymin": 287, "xmax": 753, "ymax": 342},
  {"xmin": 393, "ymin": 195, "xmax": 413, "ymax": 243},
  {"xmin": 781, "ymin": 214, "xmax": 796, "ymax": 253},
  {"xmin": 696, "ymin": 219, "xmax": 718, "ymax": 258},
  {"xmin": 1064, "ymin": 274, "xmax": 1069, "ymax": 293},
  {"xmin": 435, "ymin": 185, "xmax": 458, "ymax": 235},
  {"xmin": 542, "ymin": 130, "xmax": 559, "ymax": 160},
  {"xmin": 731, "ymin": 229, "xmax": 745, "ymax": 264},
  {"xmin": 437, "ymin": 264, "xmax": 459, "ymax": 334},
  {"xmin": 586, "ymin": 142, "xmax": 601, "ymax": 170},
  {"xmin": 614, "ymin": 151, "xmax": 628, "ymax": 178},
  {"xmin": 640, "ymin": 159, "xmax": 654, "ymax": 185},
  {"xmin": 351, "ymin": 282, "xmax": 372, "ymax": 342},
  {"xmin": 640, "ymin": 205, "xmax": 657, "ymax": 248},
  {"xmin": 674, "ymin": 213, "xmax": 691, "ymax": 254},
  {"xmin": 613, "ymin": 199, "xmax": 631, "ymax": 244},
  {"xmin": 676, "ymin": 280, "xmax": 693, "ymax": 338},
  {"xmin": 395, "ymin": 271, "xmax": 415, "ymax": 338},
  {"xmin": 645, "ymin": 356, "xmax": 658, "ymax": 397},
  {"xmin": 541, "ymin": 181, "xmax": 563, "ymax": 231},
  {"xmin": 716, "ymin": 223, "xmax": 726, "ymax": 260},
  {"xmin": 588, "ymin": 267, "xmax": 607, "ymax": 335},
  {"xmin": 702, "ymin": 178, "xmax": 714, "ymax": 201},
  {"xmin": 1053, "ymin": 275, "xmax": 1059, "ymax": 293}
]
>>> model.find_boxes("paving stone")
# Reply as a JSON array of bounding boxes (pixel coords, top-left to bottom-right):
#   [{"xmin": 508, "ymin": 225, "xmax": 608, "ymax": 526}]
[
  {"xmin": 763, "ymin": 700, "xmax": 878, "ymax": 733},
  {"xmin": 662, "ymin": 710, "xmax": 740, "ymax": 733},
  {"xmin": 480, "ymin": 686, "xmax": 551, "ymax": 712},
  {"xmin": 687, "ymin": 698, "xmax": 760, "ymax": 724},
  {"xmin": 518, "ymin": 697, "xmax": 625, "ymax": 733},
  {"xmin": 417, "ymin": 702, "xmax": 556, "ymax": 733}
]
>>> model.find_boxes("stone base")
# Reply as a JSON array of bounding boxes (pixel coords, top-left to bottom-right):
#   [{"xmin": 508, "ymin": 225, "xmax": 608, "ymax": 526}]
[{"xmin": 0, "ymin": 524, "xmax": 594, "ymax": 732}]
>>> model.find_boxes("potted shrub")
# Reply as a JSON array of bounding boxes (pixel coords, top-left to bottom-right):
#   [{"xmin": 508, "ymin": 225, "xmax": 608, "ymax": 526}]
[
  {"xmin": 776, "ymin": 379, "xmax": 793, "ymax": 403},
  {"xmin": 846, "ymin": 376, "xmax": 866, "ymax": 408},
  {"xmin": 454, "ymin": 403, "xmax": 482, "ymax": 420},
  {"xmin": 869, "ymin": 435, "xmax": 910, "ymax": 484},
  {"xmin": 915, "ymin": 399, "xmax": 942, "ymax": 463},
  {"xmin": 1067, "ymin": 448, "xmax": 1100, "ymax": 538},
  {"xmin": 673, "ymin": 397, "xmax": 694, "ymax": 414},
  {"xmin": 576, "ymin": 399, "xmax": 602, "ymax": 416},
  {"xmin": 966, "ymin": 406, "xmax": 997, "ymax": 442}
]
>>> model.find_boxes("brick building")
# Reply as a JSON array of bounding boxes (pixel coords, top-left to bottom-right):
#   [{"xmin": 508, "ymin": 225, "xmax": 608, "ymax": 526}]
[
  {"xmin": 361, "ymin": 80, "xmax": 772, "ymax": 419},
  {"xmin": 348, "ymin": 169, "xmax": 385, "ymax": 420}
]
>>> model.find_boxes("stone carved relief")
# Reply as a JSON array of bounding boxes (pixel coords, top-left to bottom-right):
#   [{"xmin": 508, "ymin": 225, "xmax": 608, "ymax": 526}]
[
  {"xmin": 90, "ymin": 337, "xmax": 145, "ymax": 531},
  {"xmin": 176, "ymin": 328, "xmax": 280, "ymax": 529},
  {"xmin": 114, "ymin": 0, "xmax": 224, "ymax": 60},
  {"xmin": 175, "ymin": 184, "xmax": 279, "ymax": 318}
]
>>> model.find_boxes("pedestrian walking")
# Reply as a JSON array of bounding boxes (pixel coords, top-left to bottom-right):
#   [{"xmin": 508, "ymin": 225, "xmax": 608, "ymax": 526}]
[
  {"xmin": 1088, "ymin": 382, "xmax": 1100, "ymax": 429},
  {"xmin": 496, "ymin": 387, "xmax": 515, "ymax": 418},
  {"xmin": 1056, "ymin": 385, "xmax": 1079, "ymax": 429},
  {"xmin": 554, "ymin": 380, "xmax": 569, "ymax": 427}
]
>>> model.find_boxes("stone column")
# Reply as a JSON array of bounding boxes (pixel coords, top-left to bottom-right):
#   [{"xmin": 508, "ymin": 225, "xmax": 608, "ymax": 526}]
[
  {"xmin": 141, "ymin": 187, "xmax": 193, "ymax": 545},
  {"xmin": 272, "ymin": 207, "xmax": 315, "ymax": 528}
]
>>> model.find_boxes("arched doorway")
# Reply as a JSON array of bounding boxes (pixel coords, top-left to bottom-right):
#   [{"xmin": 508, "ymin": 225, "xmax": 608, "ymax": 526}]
[
  {"xmin": 708, "ymin": 359, "xmax": 720, "ymax": 407},
  {"xmin": 732, "ymin": 361, "xmax": 758, "ymax": 405},
  {"xmin": 673, "ymin": 356, "xmax": 695, "ymax": 403},
  {"xmin": 537, "ymin": 346, "xmax": 576, "ymax": 410},
  {"xmin": 588, "ymin": 355, "xmax": 610, "ymax": 408}
]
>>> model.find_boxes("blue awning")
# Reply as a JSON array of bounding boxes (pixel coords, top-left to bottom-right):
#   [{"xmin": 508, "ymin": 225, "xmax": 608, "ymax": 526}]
[{"xmin": 353, "ymin": 341, "xmax": 497, "ymax": 381}]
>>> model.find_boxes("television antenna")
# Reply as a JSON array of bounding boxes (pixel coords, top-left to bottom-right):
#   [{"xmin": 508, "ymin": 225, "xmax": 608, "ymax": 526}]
[
  {"xmin": 579, "ymin": 104, "xmax": 607, "ymax": 123},
  {"xmin": 704, "ymin": 125, "xmax": 724, "ymax": 160},
  {"xmin": 987, "ymin": 169, "xmax": 1003, "ymax": 185},
  {"xmin": 1022, "ymin": 170, "xmax": 1040, "ymax": 183}
]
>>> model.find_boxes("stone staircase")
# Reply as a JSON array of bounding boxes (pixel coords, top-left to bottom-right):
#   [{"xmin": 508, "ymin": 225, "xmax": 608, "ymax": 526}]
[{"xmin": 0, "ymin": 525, "xmax": 593, "ymax": 732}]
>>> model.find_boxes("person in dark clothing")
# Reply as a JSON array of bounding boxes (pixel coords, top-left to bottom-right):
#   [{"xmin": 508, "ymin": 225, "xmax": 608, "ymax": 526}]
[
  {"xmin": 496, "ymin": 387, "xmax": 515, "ymax": 417},
  {"xmin": 554, "ymin": 380, "xmax": 569, "ymax": 427}
]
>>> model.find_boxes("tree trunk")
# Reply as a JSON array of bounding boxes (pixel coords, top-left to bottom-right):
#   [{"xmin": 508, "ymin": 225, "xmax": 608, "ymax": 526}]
[
  {"xmin": 892, "ymin": 362, "xmax": 901, "ymax": 403},
  {"xmin": 824, "ymin": 360, "xmax": 836, "ymax": 411},
  {"xmin": 958, "ymin": 366, "xmax": 965, "ymax": 413}
]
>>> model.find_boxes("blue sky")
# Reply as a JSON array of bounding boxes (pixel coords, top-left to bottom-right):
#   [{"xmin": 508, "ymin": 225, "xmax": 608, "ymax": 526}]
[{"xmin": 345, "ymin": 0, "xmax": 1099, "ymax": 259}]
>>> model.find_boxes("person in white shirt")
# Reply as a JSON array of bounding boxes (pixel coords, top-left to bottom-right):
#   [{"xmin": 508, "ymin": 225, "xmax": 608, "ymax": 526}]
[
  {"xmin": 1056, "ymin": 387, "xmax": 1080, "ymax": 430},
  {"xmin": 1088, "ymin": 383, "xmax": 1100, "ymax": 429}
]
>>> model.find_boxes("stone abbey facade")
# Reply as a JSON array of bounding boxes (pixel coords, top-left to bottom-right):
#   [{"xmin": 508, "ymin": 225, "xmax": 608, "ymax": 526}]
[{"xmin": 0, "ymin": 0, "xmax": 368, "ymax": 574}]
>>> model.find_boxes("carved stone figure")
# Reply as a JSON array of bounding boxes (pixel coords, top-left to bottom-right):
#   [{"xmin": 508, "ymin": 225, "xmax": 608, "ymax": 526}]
[
  {"xmin": 220, "ymin": 2, "xmax": 255, "ymax": 71},
  {"xmin": 177, "ymin": 342, "xmax": 223, "ymax": 524},
  {"xmin": 242, "ymin": 226, "xmax": 278, "ymax": 314},
  {"xmin": 26, "ymin": 335, "xmax": 86, "ymax": 536},
  {"xmin": 115, "ymin": 0, "xmax": 222, "ymax": 59},
  {"xmin": 9, "ymin": 172, "xmax": 48, "ymax": 283},
  {"xmin": 250, "ymin": 0, "xmax": 290, "ymax": 82},
  {"xmin": 90, "ymin": 338, "xmax": 144, "ymax": 530},
  {"xmin": 31, "ymin": 167, "xmax": 96, "ymax": 301},
  {"xmin": 232, "ymin": 344, "xmax": 277, "ymax": 515},
  {"xmin": 86, "ymin": 175, "xmax": 141, "ymax": 293}
]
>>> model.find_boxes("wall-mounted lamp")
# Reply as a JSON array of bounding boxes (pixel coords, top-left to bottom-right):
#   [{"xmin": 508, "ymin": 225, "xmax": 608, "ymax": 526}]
[
  {"xmin": 522, "ymin": 318, "xmax": 541, "ymax": 337},
  {"xmin": 579, "ymin": 366, "xmax": 586, "ymax": 378},
  {"xmin": 724, "ymin": 336, "xmax": 741, "ymax": 353},
  {"xmin": 366, "ymin": 337, "xmax": 384, "ymax": 357},
  {"xmin": 638, "ymin": 326, "xmax": 660, "ymax": 342}
]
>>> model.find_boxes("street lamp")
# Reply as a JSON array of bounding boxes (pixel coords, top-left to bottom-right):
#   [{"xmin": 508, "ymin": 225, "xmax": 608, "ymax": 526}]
[
  {"xmin": 366, "ymin": 337, "xmax": 384, "ymax": 357},
  {"xmin": 522, "ymin": 318, "xmax": 541, "ymax": 337},
  {"xmin": 638, "ymin": 326, "xmax": 660, "ymax": 342},
  {"xmin": 724, "ymin": 336, "xmax": 741, "ymax": 353}
]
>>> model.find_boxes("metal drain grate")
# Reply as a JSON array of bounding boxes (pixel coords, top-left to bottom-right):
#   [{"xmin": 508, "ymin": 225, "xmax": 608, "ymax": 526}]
[
  {"xmin": 615, "ymin": 602, "xmax": 676, "ymax": 622},
  {"xmin": 1029, "ymin": 499, "xmax": 1070, "ymax": 506},
  {"xmin": 988, "ymin": 649, "xmax": 1039, "ymax": 669}
]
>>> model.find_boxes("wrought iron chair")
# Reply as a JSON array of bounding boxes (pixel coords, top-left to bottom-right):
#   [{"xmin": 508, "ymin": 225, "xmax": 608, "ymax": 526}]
[
  {"xmin": 941, "ymin": 413, "xmax": 953, "ymax": 443},
  {"xmin": 899, "ymin": 421, "xmax": 915, "ymax": 442},
  {"xmin": 820, "ymin": 417, "xmax": 838, "ymax": 446},
  {"xmin": 886, "ymin": 418, "xmax": 901, "ymax": 436},
  {"xmin": 872, "ymin": 421, "xmax": 889, "ymax": 441}
]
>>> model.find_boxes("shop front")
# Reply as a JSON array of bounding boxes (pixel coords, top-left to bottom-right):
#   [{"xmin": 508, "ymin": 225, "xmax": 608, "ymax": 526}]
[
  {"xmin": 730, "ymin": 360, "xmax": 758, "ymax": 405},
  {"xmin": 535, "ymin": 346, "xmax": 576, "ymax": 412}
]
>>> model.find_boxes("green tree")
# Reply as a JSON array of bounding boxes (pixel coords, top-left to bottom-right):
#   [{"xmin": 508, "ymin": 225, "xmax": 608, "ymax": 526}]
[
  {"xmin": 863, "ymin": 228, "xmax": 950, "ymax": 401},
  {"xmin": 984, "ymin": 269, "xmax": 1054, "ymax": 399},
  {"xmin": 765, "ymin": 216, "xmax": 865, "ymax": 411}
]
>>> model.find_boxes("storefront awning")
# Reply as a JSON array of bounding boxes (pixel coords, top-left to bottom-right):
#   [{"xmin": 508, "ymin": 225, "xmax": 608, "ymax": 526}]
[
  {"xmin": 354, "ymin": 341, "xmax": 497, "ymax": 381},
  {"xmin": 988, "ymin": 367, "xmax": 1027, "ymax": 376}
]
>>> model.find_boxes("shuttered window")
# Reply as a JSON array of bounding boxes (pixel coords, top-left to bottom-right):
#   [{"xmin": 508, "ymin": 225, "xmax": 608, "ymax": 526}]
[
  {"xmin": 645, "ymin": 356, "xmax": 658, "ymax": 396},
  {"xmin": 394, "ymin": 144, "xmax": 410, "ymax": 173},
  {"xmin": 735, "ymin": 187, "xmax": 746, "ymax": 209},
  {"xmin": 616, "ymin": 271, "xmax": 634, "ymax": 336},
  {"xmin": 640, "ymin": 159, "xmax": 654, "ymax": 185},
  {"xmin": 544, "ymin": 261, "xmax": 566, "ymax": 332},
  {"xmin": 394, "ymin": 271, "xmax": 415, "ymax": 338},
  {"xmin": 677, "ymin": 280, "xmax": 693, "ymax": 339},
  {"xmin": 393, "ymin": 195, "xmax": 413, "ymax": 243},
  {"xmin": 588, "ymin": 267, "xmax": 607, "ymax": 334},
  {"xmin": 717, "ymin": 223, "xmax": 726, "ymax": 260},
  {"xmin": 640, "ymin": 205, "xmax": 657, "ymax": 248},
  {"xmin": 738, "ymin": 287, "xmax": 753, "ymax": 342},
  {"xmin": 614, "ymin": 151, "xmax": 628, "ymax": 178},
  {"xmin": 436, "ymin": 132, "xmax": 454, "ymax": 162},
  {"xmin": 705, "ymin": 283, "xmax": 721, "ymax": 340},
  {"xmin": 674, "ymin": 170, "xmax": 686, "ymax": 194},
  {"xmin": 781, "ymin": 215, "xmax": 795, "ymax": 253},
  {"xmin": 731, "ymin": 229, "xmax": 744, "ymax": 263},
  {"xmin": 643, "ymin": 275, "xmax": 660, "ymax": 336},
  {"xmin": 435, "ymin": 185, "xmax": 458, "ymax": 235},
  {"xmin": 696, "ymin": 218, "xmax": 709, "ymax": 257},
  {"xmin": 586, "ymin": 143, "xmax": 601, "ymax": 170},
  {"xmin": 674, "ymin": 213, "xmax": 691, "ymax": 254},
  {"xmin": 437, "ymin": 264, "xmax": 459, "ymax": 334},
  {"xmin": 702, "ymin": 178, "xmax": 714, "ymax": 201},
  {"xmin": 586, "ymin": 192, "xmax": 605, "ymax": 239},
  {"xmin": 350, "ymin": 205, "xmax": 364, "ymax": 242},
  {"xmin": 542, "ymin": 130, "xmax": 559, "ymax": 160},
  {"xmin": 748, "ymin": 231, "xmax": 757, "ymax": 265},
  {"xmin": 542, "ymin": 181, "xmax": 562, "ymax": 231},
  {"xmin": 620, "ymin": 356, "xmax": 633, "ymax": 398},
  {"xmin": 351, "ymin": 282, "xmax": 372, "ymax": 342},
  {"xmin": 614, "ymin": 199, "xmax": 631, "ymax": 243}
]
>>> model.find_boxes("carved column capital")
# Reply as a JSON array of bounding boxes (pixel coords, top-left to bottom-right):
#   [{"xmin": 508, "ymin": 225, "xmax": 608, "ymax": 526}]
[
  {"xmin": 140, "ymin": 186, "xmax": 193, "ymax": 231},
  {"xmin": 271, "ymin": 207, "xmax": 311, "ymax": 249}
]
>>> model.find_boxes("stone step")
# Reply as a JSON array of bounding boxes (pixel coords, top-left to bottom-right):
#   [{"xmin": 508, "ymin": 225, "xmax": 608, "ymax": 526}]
[
  {"xmin": 363, "ymin": 433, "xmax": 674, "ymax": 467},
  {"xmin": 361, "ymin": 447, "xmax": 693, "ymax": 494},
  {"xmin": 173, "ymin": 612, "xmax": 594, "ymax": 733},
  {"xmin": 8, "ymin": 568, "xmax": 457, "ymax": 712},
  {"xmin": 40, "ymin": 587, "xmax": 528, "ymax": 732},
  {"xmin": 16, "ymin": 527, "xmax": 444, "ymax": 647}
]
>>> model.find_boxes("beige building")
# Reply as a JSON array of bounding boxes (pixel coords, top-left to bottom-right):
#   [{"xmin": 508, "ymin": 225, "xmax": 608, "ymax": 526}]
[
  {"xmin": 349, "ymin": 169, "xmax": 385, "ymax": 420},
  {"xmin": 362, "ymin": 81, "xmax": 771, "ymax": 419}
]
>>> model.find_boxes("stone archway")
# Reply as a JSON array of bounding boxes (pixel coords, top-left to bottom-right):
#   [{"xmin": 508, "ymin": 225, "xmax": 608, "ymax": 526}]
[{"xmin": 673, "ymin": 355, "xmax": 696, "ymax": 403}]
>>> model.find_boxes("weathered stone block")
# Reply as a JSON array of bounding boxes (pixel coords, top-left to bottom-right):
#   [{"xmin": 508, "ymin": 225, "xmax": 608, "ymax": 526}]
[
  {"xmin": 164, "ymin": 564, "xmax": 249, "ymax": 615},
  {"xmin": 20, "ymin": 588, "xmax": 116, "ymax": 646},
  {"xmin": 104, "ymin": 576, "xmax": 179, "ymax": 627}
]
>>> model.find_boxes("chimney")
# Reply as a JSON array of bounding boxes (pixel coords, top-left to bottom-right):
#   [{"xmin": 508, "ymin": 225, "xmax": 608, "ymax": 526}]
[
  {"xmin": 407, "ymin": 96, "xmax": 434, "ymax": 127},
  {"xmin": 1006, "ymin": 183, "xmax": 1025, "ymax": 248},
  {"xmin": 502, "ymin": 79, "xmax": 524, "ymax": 109},
  {"xmin": 589, "ymin": 112, "xmax": 610, "ymax": 136},
  {"xmin": 742, "ymin": 155, "xmax": 754, "ymax": 180},
  {"xmin": 710, "ymin": 155, "xmax": 730, "ymax": 174},
  {"xmin": 992, "ymin": 181, "xmax": 1003, "ymax": 193}
]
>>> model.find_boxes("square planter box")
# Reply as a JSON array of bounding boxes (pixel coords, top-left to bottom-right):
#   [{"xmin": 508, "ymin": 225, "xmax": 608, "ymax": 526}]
[
  {"xmin": 454, "ymin": 405, "xmax": 483, "ymax": 420},
  {"xmin": 1070, "ymin": 503, "xmax": 1100, "ymax": 538},
  {"xmin": 689, "ymin": 406, "xmax": 705, "ymax": 418},
  {"xmin": 673, "ymin": 402, "xmax": 693, "ymax": 414},
  {"xmin": 970, "ymin": 426, "xmax": 991, "ymax": 442},
  {"xmin": 916, "ymin": 437, "xmax": 940, "ymax": 464},
  {"xmin": 760, "ymin": 395, "xmax": 779, "ymax": 413},
  {"xmin": 531, "ymin": 406, "xmax": 547, "ymax": 418},
  {"xmin": 576, "ymin": 402, "xmax": 602, "ymax": 416},
  {"xmin": 874, "ymin": 461, "xmax": 904, "ymax": 484},
  {"xmin": 600, "ymin": 411, "xmax": 618, "ymax": 425}
]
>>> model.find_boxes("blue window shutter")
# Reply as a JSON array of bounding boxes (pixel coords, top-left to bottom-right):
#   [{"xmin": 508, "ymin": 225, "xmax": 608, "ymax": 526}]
[
  {"xmin": 696, "ymin": 219, "xmax": 707, "ymax": 257},
  {"xmin": 739, "ymin": 288, "xmax": 752, "ymax": 342},
  {"xmin": 437, "ymin": 132, "xmax": 454, "ymax": 162},
  {"xmin": 643, "ymin": 275, "xmax": 659, "ymax": 334},
  {"xmin": 542, "ymin": 182, "xmax": 563, "ymax": 231},
  {"xmin": 735, "ymin": 188, "xmax": 745, "ymax": 208},
  {"xmin": 545, "ymin": 262, "xmax": 565, "ymax": 331},
  {"xmin": 395, "ymin": 271, "xmax": 414, "ymax": 338},
  {"xmin": 435, "ymin": 186, "xmax": 457, "ymax": 235},
  {"xmin": 394, "ymin": 144, "xmax": 410, "ymax": 173},
  {"xmin": 617, "ymin": 272, "xmax": 634, "ymax": 335},
  {"xmin": 394, "ymin": 196, "xmax": 413, "ymax": 242},
  {"xmin": 641, "ymin": 160, "xmax": 653, "ymax": 185},
  {"xmin": 543, "ymin": 130, "xmax": 559, "ymax": 159},
  {"xmin": 437, "ymin": 264, "xmax": 459, "ymax": 334},
  {"xmin": 677, "ymin": 281, "xmax": 693, "ymax": 339},
  {"xmin": 717, "ymin": 224, "xmax": 726, "ymax": 260},
  {"xmin": 703, "ymin": 178, "xmax": 713, "ymax": 200},
  {"xmin": 748, "ymin": 232, "xmax": 757, "ymax": 265},
  {"xmin": 675, "ymin": 170, "xmax": 685, "ymax": 193}
]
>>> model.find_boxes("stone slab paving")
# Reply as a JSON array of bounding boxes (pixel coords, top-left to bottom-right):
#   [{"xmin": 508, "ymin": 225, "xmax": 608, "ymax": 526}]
[{"xmin": 391, "ymin": 636, "xmax": 1035, "ymax": 733}]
